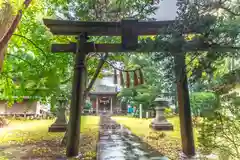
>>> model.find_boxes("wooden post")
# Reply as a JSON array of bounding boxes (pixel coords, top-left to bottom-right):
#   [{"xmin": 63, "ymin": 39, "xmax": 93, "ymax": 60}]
[
  {"xmin": 110, "ymin": 97, "xmax": 113, "ymax": 114},
  {"xmin": 66, "ymin": 33, "xmax": 88, "ymax": 157},
  {"xmin": 174, "ymin": 54, "xmax": 195, "ymax": 157},
  {"xmin": 119, "ymin": 100, "xmax": 122, "ymax": 114},
  {"xmin": 96, "ymin": 97, "xmax": 99, "ymax": 114},
  {"xmin": 146, "ymin": 111, "xmax": 149, "ymax": 119},
  {"xmin": 139, "ymin": 104, "xmax": 143, "ymax": 119}
]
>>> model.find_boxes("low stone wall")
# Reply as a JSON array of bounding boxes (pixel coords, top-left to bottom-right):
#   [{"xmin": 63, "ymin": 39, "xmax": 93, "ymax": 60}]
[{"xmin": 0, "ymin": 114, "xmax": 54, "ymax": 120}]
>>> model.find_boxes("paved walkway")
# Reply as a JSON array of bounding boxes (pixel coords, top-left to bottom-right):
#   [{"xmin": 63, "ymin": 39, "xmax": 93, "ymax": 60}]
[{"xmin": 97, "ymin": 114, "xmax": 168, "ymax": 160}]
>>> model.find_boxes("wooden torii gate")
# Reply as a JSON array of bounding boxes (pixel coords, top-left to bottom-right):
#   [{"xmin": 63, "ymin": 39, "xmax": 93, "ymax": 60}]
[{"xmin": 43, "ymin": 19, "xmax": 195, "ymax": 158}]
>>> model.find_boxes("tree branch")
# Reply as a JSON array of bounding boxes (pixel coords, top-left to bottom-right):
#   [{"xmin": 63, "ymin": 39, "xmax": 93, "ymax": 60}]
[
  {"xmin": 7, "ymin": 53, "xmax": 32, "ymax": 66},
  {"xmin": 60, "ymin": 77, "xmax": 72, "ymax": 84},
  {"xmin": 84, "ymin": 53, "xmax": 109, "ymax": 94},
  {"xmin": 104, "ymin": 59, "xmax": 144, "ymax": 72},
  {"xmin": 12, "ymin": 34, "xmax": 51, "ymax": 69},
  {"xmin": 218, "ymin": 0, "xmax": 240, "ymax": 16},
  {"xmin": 12, "ymin": 34, "xmax": 47, "ymax": 56},
  {"xmin": 220, "ymin": 5, "xmax": 240, "ymax": 16},
  {"xmin": 95, "ymin": 53, "xmax": 145, "ymax": 72}
]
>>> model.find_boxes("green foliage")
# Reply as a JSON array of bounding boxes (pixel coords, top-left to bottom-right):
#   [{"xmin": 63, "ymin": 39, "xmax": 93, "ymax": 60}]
[
  {"xmin": 0, "ymin": 0, "xmax": 160, "ymax": 112},
  {"xmin": 133, "ymin": 93, "xmax": 151, "ymax": 102},
  {"xmin": 190, "ymin": 92, "xmax": 219, "ymax": 117},
  {"xmin": 0, "ymin": 1, "xmax": 72, "ymax": 107},
  {"xmin": 118, "ymin": 88, "xmax": 135, "ymax": 97},
  {"xmin": 197, "ymin": 90, "xmax": 240, "ymax": 159},
  {"xmin": 164, "ymin": 108, "xmax": 174, "ymax": 118},
  {"xmin": 47, "ymin": 0, "xmax": 158, "ymax": 21},
  {"xmin": 139, "ymin": 1, "xmax": 240, "ymax": 85},
  {"xmin": 232, "ymin": 96, "xmax": 240, "ymax": 106},
  {"xmin": 84, "ymin": 99, "xmax": 92, "ymax": 110},
  {"xmin": 117, "ymin": 54, "xmax": 175, "ymax": 110},
  {"xmin": 118, "ymin": 84, "xmax": 158, "ymax": 110}
]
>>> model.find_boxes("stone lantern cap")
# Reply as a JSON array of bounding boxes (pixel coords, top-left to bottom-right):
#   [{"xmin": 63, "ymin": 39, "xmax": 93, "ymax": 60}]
[{"xmin": 154, "ymin": 97, "xmax": 169, "ymax": 107}]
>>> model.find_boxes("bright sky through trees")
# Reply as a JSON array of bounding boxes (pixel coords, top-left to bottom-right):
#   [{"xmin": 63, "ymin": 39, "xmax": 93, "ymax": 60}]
[{"xmin": 154, "ymin": 0, "xmax": 177, "ymax": 20}]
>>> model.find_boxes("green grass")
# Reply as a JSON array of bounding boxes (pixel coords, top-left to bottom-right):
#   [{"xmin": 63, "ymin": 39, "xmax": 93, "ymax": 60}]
[
  {"xmin": 0, "ymin": 116, "xmax": 100, "ymax": 145},
  {"xmin": 112, "ymin": 116, "xmax": 199, "ymax": 159},
  {"xmin": 112, "ymin": 116, "xmax": 198, "ymax": 140},
  {"xmin": 0, "ymin": 116, "xmax": 100, "ymax": 159}
]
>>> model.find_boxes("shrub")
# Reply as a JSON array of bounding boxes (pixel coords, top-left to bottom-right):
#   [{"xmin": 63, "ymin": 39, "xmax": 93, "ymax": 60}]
[
  {"xmin": 190, "ymin": 92, "xmax": 219, "ymax": 117},
  {"xmin": 164, "ymin": 108, "xmax": 174, "ymax": 118},
  {"xmin": 84, "ymin": 99, "xmax": 92, "ymax": 110},
  {"xmin": 198, "ymin": 93, "xmax": 240, "ymax": 159}
]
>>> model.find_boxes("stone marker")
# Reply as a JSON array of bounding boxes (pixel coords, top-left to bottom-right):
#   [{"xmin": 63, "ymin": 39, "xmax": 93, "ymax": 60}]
[
  {"xmin": 139, "ymin": 104, "xmax": 143, "ymax": 119},
  {"xmin": 49, "ymin": 102, "xmax": 67, "ymax": 132},
  {"xmin": 150, "ymin": 97, "xmax": 173, "ymax": 130}
]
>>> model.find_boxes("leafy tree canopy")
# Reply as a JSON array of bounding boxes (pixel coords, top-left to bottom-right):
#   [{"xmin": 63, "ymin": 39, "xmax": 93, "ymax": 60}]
[{"xmin": 0, "ymin": 0, "xmax": 159, "ymax": 110}]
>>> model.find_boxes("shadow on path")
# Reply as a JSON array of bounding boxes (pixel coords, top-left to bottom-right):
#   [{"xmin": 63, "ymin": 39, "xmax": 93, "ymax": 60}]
[{"xmin": 97, "ymin": 114, "xmax": 168, "ymax": 160}]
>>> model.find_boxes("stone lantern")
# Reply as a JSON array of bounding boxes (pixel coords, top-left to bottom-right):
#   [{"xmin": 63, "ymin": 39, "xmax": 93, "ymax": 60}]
[
  {"xmin": 150, "ymin": 97, "xmax": 173, "ymax": 130},
  {"xmin": 48, "ymin": 98, "xmax": 68, "ymax": 132}
]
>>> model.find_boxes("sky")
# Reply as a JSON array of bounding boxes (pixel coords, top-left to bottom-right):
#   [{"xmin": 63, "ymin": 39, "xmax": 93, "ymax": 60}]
[{"xmin": 154, "ymin": 0, "xmax": 177, "ymax": 21}]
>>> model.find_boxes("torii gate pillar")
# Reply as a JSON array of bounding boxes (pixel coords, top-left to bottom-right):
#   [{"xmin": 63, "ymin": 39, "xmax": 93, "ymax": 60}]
[
  {"xmin": 174, "ymin": 54, "xmax": 195, "ymax": 157},
  {"xmin": 66, "ymin": 33, "xmax": 88, "ymax": 157}
]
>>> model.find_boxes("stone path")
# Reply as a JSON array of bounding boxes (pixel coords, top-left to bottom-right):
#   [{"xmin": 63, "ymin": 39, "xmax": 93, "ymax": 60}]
[{"xmin": 97, "ymin": 113, "xmax": 168, "ymax": 160}]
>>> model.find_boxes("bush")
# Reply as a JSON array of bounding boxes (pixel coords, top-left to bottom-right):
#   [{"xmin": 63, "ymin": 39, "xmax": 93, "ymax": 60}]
[
  {"xmin": 84, "ymin": 100, "xmax": 92, "ymax": 110},
  {"xmin": 198, "ymin": 93, "xmax": 240, "ymax": 159},
  {"xmin": 164, "ymin": 108, "xmax": 174, "ymax": 118},
  {"xmin": 190, "ymin": 92, "xmax": 219, "ymax": 117}
]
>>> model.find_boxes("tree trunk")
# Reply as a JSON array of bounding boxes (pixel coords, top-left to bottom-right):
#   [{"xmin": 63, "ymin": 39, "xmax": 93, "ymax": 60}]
[
  {"xmin": 0, "ymin": 3, "xmax": 13, "ymax": 71},
  {"xmin": 0, "ymin": 0, "xmax": 32, "ymax": 70},
  {"xmin": 84, "ymin": 53, "xmax": 108, "ymax": 94}
]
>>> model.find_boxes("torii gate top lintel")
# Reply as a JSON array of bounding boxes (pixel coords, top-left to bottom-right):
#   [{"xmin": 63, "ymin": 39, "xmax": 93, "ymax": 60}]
[
  {"xmin": 44, "ymin": 18, "xmax": 177, "ymax": 52},
  {"xmin": 43, "ymin": 18, "xmax": 175, "ymax": 36}
]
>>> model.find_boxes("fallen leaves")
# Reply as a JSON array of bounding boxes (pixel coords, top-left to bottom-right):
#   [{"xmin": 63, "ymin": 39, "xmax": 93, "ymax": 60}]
[
  {"xmin": 113, "ymin": 116, "xmax": 183, "ymax": 160},
  {"xmin": 0, "ymin": 116, "xmax": 100, "ymax": 159},
  {"xmin": 139, "ymin": 131, "xmax": 181, "ymax": 160}
]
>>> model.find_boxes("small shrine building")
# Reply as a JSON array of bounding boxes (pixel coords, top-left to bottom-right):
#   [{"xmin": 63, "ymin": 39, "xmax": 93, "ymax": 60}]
[{"xmin": 89, "ymin": 70, "xmax": 124, "ymax": 114}]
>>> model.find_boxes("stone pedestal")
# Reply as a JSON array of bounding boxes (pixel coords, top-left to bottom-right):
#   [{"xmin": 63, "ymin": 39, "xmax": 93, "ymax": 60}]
[
  {"xmin": 150, "ymin": 97, "xmax": 173, "ymax": 131},
  {"xmin": 49, "ymin": 103, "xmax": 67, "ymax": 132},
  {"xmin": 48, "ymin": 123, "xmax": 67, "ymax": 132}
]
